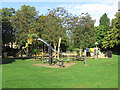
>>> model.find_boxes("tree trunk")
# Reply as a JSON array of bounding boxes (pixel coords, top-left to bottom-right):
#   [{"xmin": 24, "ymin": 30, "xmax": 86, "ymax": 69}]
[{"xmin": 26, "ymin": 47, "xmax": 28, "ymax": 56}]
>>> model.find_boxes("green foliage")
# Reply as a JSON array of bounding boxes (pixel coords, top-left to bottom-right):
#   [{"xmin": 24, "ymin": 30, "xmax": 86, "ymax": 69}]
[
  {"xmin": 38, "ymin": 7, "xmax": 69, "ymax": 48},
  {"xmin": 11, "ymin": 5, "xmax": 39, "ymax": 46},
  {"xmin": 72, "ymin": 13, "xmax": 96, "ymax": 49},
  {"xmin": 102, "ymin": 12, "xmax": 120, "ymax": 48},
  {"xmin": 39, "ymin": 15, "xmax": 65, "ymax": 44},
  {"xmin": 2, "ymin": 8, "xmax": 15, "ymax": 44},
  {"xmin": 94, "ymin": 26, "xmax": 109, "ymax": 48},
  {"xmin": 99, "ymin": 13, "xmax": 110, "ymax": 26},
  {"xmin": 3, "ymin": 5, "xmax": 119, "ymax": 52},
  {"xmin": 95, "ymin": 13, "xmax": 110, "ymax": 49}
]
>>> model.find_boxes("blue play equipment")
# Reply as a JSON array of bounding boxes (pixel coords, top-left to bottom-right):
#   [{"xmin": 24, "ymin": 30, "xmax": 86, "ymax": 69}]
[
  {"xmin": 37, "ymin": 38, "xmax": 62, "ymax": 54},
  {"xmin": 86, "ymin": 48, "xmax": 89, "ymax": 52}
]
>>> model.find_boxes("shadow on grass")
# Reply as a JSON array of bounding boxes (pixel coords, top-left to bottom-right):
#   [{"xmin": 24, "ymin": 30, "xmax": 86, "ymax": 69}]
[
  {"xmin": 2, "ymin": 57, "xmax": 33, "ymax": 64},
  {"xmin": 112, "ymin": 52, "xmax": 120, "ymax": 55},
  {"xmin": 2, "ymin": 58, "xmax": 16, "ymax": 64}
]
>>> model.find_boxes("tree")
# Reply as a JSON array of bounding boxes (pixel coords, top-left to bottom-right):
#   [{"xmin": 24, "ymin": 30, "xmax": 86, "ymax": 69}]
[
  {"xmin": 37, "ymin": 7, "xmax": 69, "ymax": 58},
  {"xmin": 2, "ymin": 8, "xmax": 15, "ymax": 46},
  {"xmin": 94, "ymin": 26, "xmax": 109, "ymax": 49},
  {"xmin": 72, "ymin": 13, "xmax": 95, "ymax": 50},
  {"xmin": 93, "ymin": 13, "xmax": 110, "ymax": 50},
  {"xmin": 11, "ymin": 5, "xmax": 39, "ymax": 46},
  {"xmin": 99, "ymin": 13, "xmax": 110, "ymax": 26},
  {"xmin": 102, "ymin": 12, "xmax": 120, "ymax": 49}
]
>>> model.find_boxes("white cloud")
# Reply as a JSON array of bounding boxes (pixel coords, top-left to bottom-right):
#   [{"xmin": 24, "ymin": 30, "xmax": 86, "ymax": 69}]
[
  {"xmin": 59, "ymin": 1, "xmax": 118, "ymax": 26},
  {"xmin": 1, "ymin": 0, "xmax": 119, "ymax": 2}
]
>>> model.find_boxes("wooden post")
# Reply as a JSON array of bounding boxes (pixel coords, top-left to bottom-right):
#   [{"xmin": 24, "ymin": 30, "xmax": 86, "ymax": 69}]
[
  {"xmin": 94, "ymin": 46, "xmax": 98, "ymax": 59},
  {"xmin": 79, "ymin": 46, "xmax": 82, "ymax": 60},
  {"xmin": 42, "ymin": 43, "xmax": 44, "ymax": 58},
  {"xmin": 20, "ymin": 46, "xmax": 23, "ymax": 57},
  {"xmin": 94, "ymin": 48, "xmax": 95, "ymax": 59},
  {"xmin": 97, "ymin": 47, "xmax": 98, "ymax": 58},
  {"xmin": 94, "ymin": 42, "xmax": 98, "ymax": 59},
  {"xmin": 42, "ymin": 43, "xmax": 44, "ymax": 52},
  {"xmin": 96, "ymin": 46, "xmax": 97, "ymax": 59},
  {"xmin": 38, "ymin": 45, "xmax": 39, "ymax": 57},
  {"xmin": 61, "ymin": 60, "xmax": 64, "ymax": 67},
  {"xmin": 84, "ymin": 50, "xmax": 87, "ymax": 64},
  {"xmin": 57, "ymin": 38, "xmax": 61, "ymax": 60},
  {"xmin": 49, "ymin": 43, "xmax": 52, "ymax": 65},
  {"xmin": 54, "ymin": 44, "xmax": 57, "ymax": 58}
]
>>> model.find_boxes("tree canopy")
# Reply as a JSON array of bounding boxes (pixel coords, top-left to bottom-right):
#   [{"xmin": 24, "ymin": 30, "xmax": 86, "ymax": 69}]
[
  {"xmin": 11, "ymin": 5, "xmax": 39, "ymax": 46},
  {"xmin": 2, "ymin": 8, "xmax": 15, "ymax": 45},
  {"xmin": 99, "ymin": 13, "xmax": 110, "ymax": 26},
  {"xmin": 102, "ymin": 12, "xmax": 120, "ymax": 49},
  {"xmin": 94, "ymin": 13, "xmax": 110, "ymax": 49},
  {"xmin": 2, "ymin": 5, "xmax": 120, "ymax": 53},
  {"xmin": 71, "ymin": 13, "xmax": 95, "ymax": 49}
]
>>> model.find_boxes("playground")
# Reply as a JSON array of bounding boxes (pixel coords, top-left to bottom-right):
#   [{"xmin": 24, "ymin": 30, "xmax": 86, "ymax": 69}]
[
  {"xmin": 2, "ymin": 19, "xmax": 118, "ymax": 88},
  {"xmin": 2, "ymin": 54, "xmax": 118, "ymax": 88},
  {"xmin": 3, "ymin": 29, "xmax": 113, "ymax": 67},
  {"xmin": 2, "ymin": 34, "xmax": 118, "ymax": 88},
  {"xmin": 1, "ymin": 3, "xmax": 120, "ymax": 89},
  {"xmin": 2, "ymin": 37, "xmax": 118, "ymax": 88}
]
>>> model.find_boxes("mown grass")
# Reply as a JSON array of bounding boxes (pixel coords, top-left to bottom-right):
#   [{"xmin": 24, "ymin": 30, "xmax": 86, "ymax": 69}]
[{"xmin": 2, "ymin": 54, "xmax": 118, "ymax": 88}]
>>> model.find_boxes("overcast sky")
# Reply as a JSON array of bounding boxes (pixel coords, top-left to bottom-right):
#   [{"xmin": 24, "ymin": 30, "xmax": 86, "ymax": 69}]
[{"xmin": 1, "ymin": 0, "xmax": 119, "ymax": 26}]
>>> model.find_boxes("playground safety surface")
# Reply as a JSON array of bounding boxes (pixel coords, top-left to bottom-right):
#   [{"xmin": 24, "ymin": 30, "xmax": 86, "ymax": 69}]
[{"xmin": 32, "ymin": 62, "xmax": 76, "ymax": 68}]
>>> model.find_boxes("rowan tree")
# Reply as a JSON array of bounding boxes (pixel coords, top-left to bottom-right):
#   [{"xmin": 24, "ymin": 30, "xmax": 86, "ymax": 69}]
[
  {"xmin": 11, "ymin": 5, "xmax": 39, "ymax": 46},
  {"xmin": 37, "ymin": 7, "xmax": 69, "ymax": 55},
  {"xmin": 72, "ymin": 13, "xmax": 96, "ymax": 50}
]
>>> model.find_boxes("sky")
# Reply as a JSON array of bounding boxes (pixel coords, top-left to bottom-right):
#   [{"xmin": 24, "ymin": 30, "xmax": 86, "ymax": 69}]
[{"xmin": 1, "ymin": 0, "xmax": 119, "ymax": 26}]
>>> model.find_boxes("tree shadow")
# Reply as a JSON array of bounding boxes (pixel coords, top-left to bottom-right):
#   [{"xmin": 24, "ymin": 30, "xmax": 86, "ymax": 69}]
[
  {"xmin": 2, "ymin": 57, "xmax": 33, "ymax": 64},
  {"xmin": 2, "ymin": 58, "xmax": 15, "ymax": 64},
  {"xmin": 112, "ymin": 52, "xmax": 120, "ymax": 55}
]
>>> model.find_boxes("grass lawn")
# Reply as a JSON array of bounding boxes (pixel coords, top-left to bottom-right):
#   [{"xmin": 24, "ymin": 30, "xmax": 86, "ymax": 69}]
[{"xmin": 2, "ymin": 54, "xmax": 118, "ymax": 88}]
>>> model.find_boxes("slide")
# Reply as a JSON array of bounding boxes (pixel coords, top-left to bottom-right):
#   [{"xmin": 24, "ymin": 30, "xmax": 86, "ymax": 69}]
[
  {"xmin": 37, "ymin": 38, "xmax": 62, "ymax": 54},
  {"xmin": 16, "ymin": 46, "xmax": 27, "ymax": 56},
  {"xmin": 16, "ymin": 38, "xmax": 62, "ymax": 56}
]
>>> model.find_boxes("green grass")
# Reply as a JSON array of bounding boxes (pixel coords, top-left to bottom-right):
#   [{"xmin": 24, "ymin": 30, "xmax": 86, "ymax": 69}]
[{"xmin": 2, "ymin": 54, "xmax": 118, "ymax": 88}]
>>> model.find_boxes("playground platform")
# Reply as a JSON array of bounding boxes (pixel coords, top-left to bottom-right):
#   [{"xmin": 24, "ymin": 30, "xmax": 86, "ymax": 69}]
[
  {"xmin": 5, "ymin": 52, "xmax": 109, "ymax": 59},
  {"xmin": 62, "ymin": 52, "xmax": 108, "ymax": 58}
]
